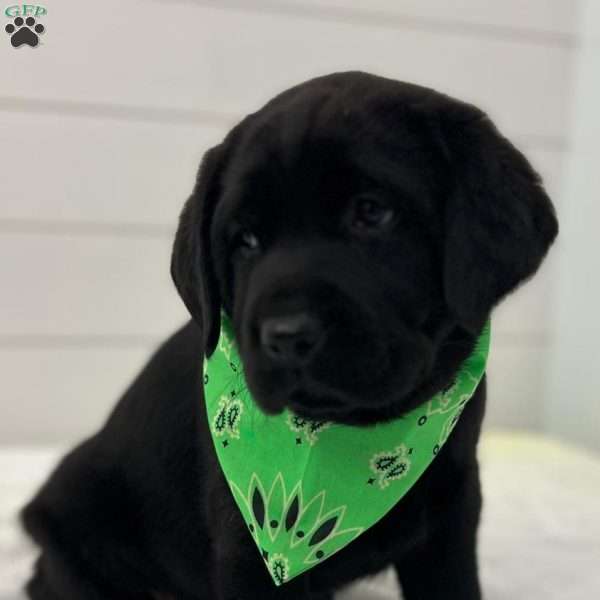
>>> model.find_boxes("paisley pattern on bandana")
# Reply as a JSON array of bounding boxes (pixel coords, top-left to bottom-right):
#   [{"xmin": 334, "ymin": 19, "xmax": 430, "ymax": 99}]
[
  {"xmin": 212, "ymin": 395, "xmax": 244, "ymax": 439},
  {"xmin": 203, "ymin": 314, "xmax": 491, "ymax": 585},
  {"xmin": 287, "ymin": 414, "xmax": 331, "ymax": 445},
  {"xmin": 369, "ymin": 445, "xmax": 412, "ymax": 490},
  {"xmin": 229, "ymin": 472, "xmax": 363, "ymax": 584}
]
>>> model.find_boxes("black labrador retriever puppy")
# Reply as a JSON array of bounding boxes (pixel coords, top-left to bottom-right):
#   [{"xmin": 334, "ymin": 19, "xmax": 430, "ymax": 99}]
[{"xmin": 22, "ymin": 71, "xmax": 558, "ymax": 599}]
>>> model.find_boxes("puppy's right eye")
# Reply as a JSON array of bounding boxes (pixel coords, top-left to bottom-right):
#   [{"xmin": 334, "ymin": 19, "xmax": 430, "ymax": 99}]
[
  {"xmin": 232, "ymin": 229, "xmax": 261, "ymax": 257},
  {"xmin": 346, "ymin": 195, "xmax": 395, "ymax": 235}
]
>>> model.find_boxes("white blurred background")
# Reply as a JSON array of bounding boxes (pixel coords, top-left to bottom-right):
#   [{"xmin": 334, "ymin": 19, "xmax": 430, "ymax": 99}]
[
  {"xmin": 0, "ymin": 1, "xmax": 597, "ymax": 450},
  {"xmin": 2, "ymin": 2, "xmax": 600, "ymax": 599}
]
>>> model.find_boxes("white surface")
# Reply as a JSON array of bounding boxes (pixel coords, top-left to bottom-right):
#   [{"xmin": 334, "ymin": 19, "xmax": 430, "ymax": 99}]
[{"xmin": 2, "ymin": 432, "xmax": 599, "ymax": 599}]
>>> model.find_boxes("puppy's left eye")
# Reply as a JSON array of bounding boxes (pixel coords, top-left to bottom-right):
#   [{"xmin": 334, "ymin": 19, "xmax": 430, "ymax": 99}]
[
  {"xmin": 232, "ymin": 229, "xmax": 261, "ymax": 258},
  {"xmin": 349, "ymin": 196, "xmax": 395, "ymax": 232}
]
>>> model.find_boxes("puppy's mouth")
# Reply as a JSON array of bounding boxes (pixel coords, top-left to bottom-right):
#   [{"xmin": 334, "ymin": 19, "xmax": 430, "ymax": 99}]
[
  {"xmin": 244, "ymin": 366, "xmax": 348, "ymax": 420},
  {"xmin": 287, "ymin": 388, "xmax": 346, "ymax": 419},
  {"xmin": 243, "ymin": 351, "xmax": 430, "ymax": 425},
  {"xmin": 237, "ymin": 295, "xmax": 434, "ymax": 424}
]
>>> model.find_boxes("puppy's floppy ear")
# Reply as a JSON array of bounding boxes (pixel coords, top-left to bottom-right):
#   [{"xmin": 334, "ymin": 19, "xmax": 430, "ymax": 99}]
[
  {"xmin": 171, "ymin": 145, "xmax": 226, "ymax": 356},
  {"xmin": 431, "ymin": 102, "xmax": 558, "ymax": 333}
]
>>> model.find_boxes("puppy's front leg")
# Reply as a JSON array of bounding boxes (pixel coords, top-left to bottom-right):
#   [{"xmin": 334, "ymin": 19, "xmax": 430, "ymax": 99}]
[
  {"xmin": 214, "ymin": 548, "xmax": 321, "ymax": 600},
  {"xmin": 394, "ymin": 467, "xmax": 482, "ymax": 600},
  {"xmin": 213, "ymin": 533, "xmax": 333, "ymax": 600},
  {"xmin": 212, "ymin": 505, "xmax": 318, "ymax": 600},
  {"xmin": 209, "ymin": 470, "xmax": 332, "ymax": 600}
]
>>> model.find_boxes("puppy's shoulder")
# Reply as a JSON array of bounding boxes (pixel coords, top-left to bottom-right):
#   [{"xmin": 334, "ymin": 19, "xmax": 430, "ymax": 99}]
[{"xmin": 21, "ymin": 319, "xmax": 209, "ymax": 596}]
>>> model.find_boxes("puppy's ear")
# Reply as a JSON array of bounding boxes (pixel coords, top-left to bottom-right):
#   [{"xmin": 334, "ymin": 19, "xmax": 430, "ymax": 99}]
[
  {"xmin": 432, "ymin": 103, "xmax": 558, "ymax": 333},
  {"xmin": 171, "ymin": 145, "xmax": 226, "ymax": 356}
]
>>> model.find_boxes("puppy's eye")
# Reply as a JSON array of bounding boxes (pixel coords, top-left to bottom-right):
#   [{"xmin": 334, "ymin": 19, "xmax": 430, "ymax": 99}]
[
  {"xmin": 350, "ymin": 196, "xmax": 394, "ymax": 232},
  {"xmin": 232, "ymin": 229, "xmax": 261, "ymax": 257}
]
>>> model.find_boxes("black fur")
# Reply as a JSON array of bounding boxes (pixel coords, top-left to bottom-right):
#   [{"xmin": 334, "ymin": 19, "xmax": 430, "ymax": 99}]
[{"xmin": 22, "ymin": 72, "xmax": 557, "ymax": 599}]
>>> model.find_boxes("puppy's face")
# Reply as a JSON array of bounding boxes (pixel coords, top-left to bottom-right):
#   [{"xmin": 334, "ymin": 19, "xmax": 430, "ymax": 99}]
[
  {"xmin": 211, "ymin": 111, "xmax": 445, "ymax": 422},
  {"xmin": 172, "ymin": 72, "xmax": 558, "ymax": 425}
]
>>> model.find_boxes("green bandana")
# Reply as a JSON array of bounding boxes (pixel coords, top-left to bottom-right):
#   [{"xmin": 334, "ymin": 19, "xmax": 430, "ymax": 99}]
[{"xmin": 203, "ymin": 315, "xmax": 491, "ymax": 586}]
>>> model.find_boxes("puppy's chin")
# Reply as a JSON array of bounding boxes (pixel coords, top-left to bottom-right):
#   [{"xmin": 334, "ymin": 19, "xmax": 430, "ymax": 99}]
[
  {"xmin": 287, "ymin": 389, "xmax": 347, "ymax": 421},
  {"xmin": 242, "ymin": 367, "xmax": 352, "ymax": 421},
  {"xmin": 249, "ymin": 392, "xmax": 345, "ymax": 421},
  {"xmin": 245, "ymin": 372, "xmax": 426, "ymax": 426},
  {"xmin": 251, "ymin": 388, "xmax": 361, "ymax": 424}
]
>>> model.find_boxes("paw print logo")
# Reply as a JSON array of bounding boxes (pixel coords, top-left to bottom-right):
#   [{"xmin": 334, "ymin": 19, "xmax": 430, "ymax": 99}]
[
  {"xmin": 287, "ymin": 414, "xmax": 331, "ymax": 445},
  {"xmin": 5, "ymin": 17, "xmax": 45, "ymax": 48},
  {"xmin": 212, "ymin": 395, "xmax": 243, "ymax": 440},
  {"xmin": 369, "ymin": 444, "xmax": 411, "ymax": 490}
]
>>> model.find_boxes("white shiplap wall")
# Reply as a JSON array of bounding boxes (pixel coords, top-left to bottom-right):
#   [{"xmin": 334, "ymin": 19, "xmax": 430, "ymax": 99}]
[
  {"xmin": 0, "ymin": 0, "xmax": 577, "ymax": 443},
  {"xmin": 545, "ymin": 0, "xmax": 600, "ymax": 453}
]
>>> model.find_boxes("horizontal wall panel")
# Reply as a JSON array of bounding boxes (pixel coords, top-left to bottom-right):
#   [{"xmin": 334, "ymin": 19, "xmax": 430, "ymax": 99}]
[
  {"xmin": 0, "ymin": 112, "xmax": 224, "ymax": 226},
  {"xmin": 2, "ymin": 1, "xmax": 572, "ymax": 140},
  {"xmin": 484, "ymin": 344, "xmax": 550, "ymax": 432},
  {"xmin": 0, "ymin": 234, "xmax": 188, "ymax": 338},
  {"xmin": 0, "ymin": 213, "xmax": 558, "ymax": 341},
  {"xmin": 0, "ymin": 339, "xmax": 549, "ymax": 444},
  {"xmin": 491, "ymin": 253, "xmax": 557, "ymax": 343},
  {"xmin": 0, "ymin": 112, "xmax": 565, "ymax": 225},
  {"xmin": 0, "ymin": 228, "xmax": 556, "ymax": 339},
  {"xmin": 208, "ymin": 0, "xmax": 579, "ymax": 37},
  {"xmin": 524, "ymin": 147, "xmax": 566, "ymax": 205},
  {"xmin": 0, "ymin": 345, "xmax": 156, "ymax": 445}
]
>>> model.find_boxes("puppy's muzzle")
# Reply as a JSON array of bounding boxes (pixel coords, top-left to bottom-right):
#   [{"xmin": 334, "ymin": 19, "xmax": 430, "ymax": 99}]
[{"xmin": 259, "ymin": 312, "xmax": 324, "ymax": 367}]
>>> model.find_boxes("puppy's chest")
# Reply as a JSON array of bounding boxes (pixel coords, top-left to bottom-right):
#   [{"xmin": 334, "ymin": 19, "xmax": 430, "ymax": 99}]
[
  {"xmin": 202, "ymin": 404, "xmax": 458, "ymax": 567},
  {"xmin": 300, "ymin": 484, "xmax": 433, "ymax": 594},
  {"xmin": 343, "ymin": 476, "xmax": 431, "ymax": 562}
]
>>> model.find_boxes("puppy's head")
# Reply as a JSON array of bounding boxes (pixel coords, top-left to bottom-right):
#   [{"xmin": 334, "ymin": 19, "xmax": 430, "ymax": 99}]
[{"xmin": 171, "ymin": 72, "xmax": 557, "ymax": 425}]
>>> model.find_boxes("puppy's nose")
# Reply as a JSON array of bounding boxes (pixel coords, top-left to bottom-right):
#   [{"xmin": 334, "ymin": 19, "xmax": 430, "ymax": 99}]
[{"xmin": 260, "ymin": 313, "xmax": 322, "ymax": 366}]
